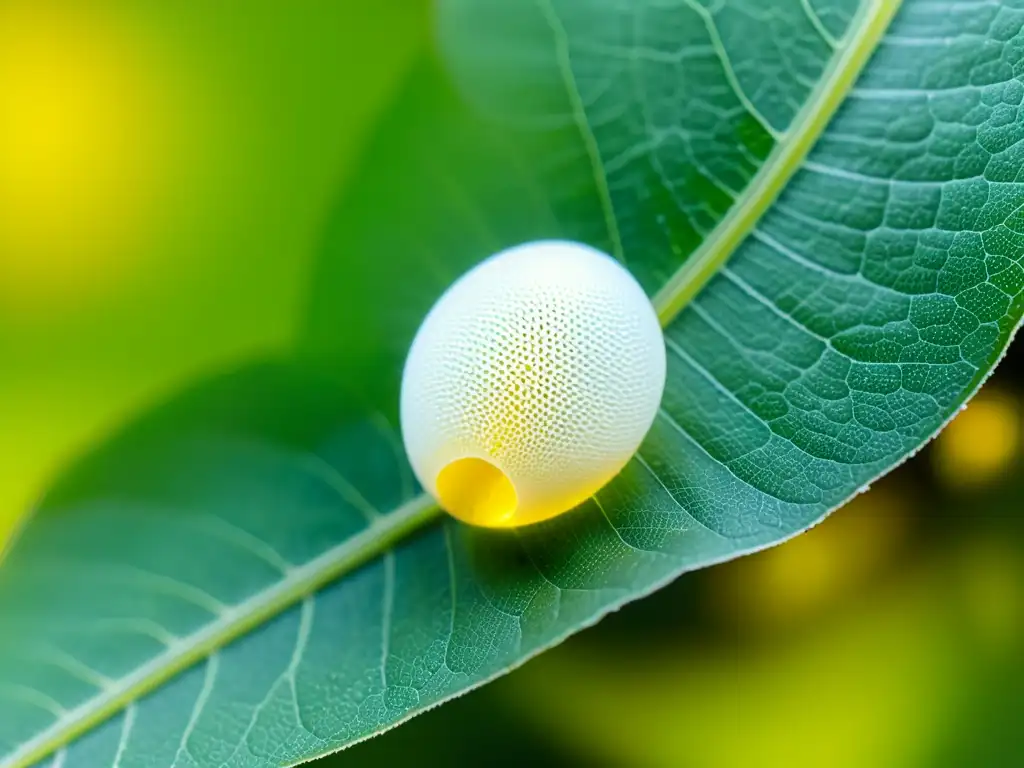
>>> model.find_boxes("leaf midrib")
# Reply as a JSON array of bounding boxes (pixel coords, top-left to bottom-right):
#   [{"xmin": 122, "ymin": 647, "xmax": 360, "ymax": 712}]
[
  {"xmin": 10, "ymin": 2, "xmax": 904, "ymax": 764},
  {"xmin": 653, "ymin": 0, "xmax": 901, "ymax": 324},
  {"xmin": 6, "ymin": 495, "xmax": 438, "ymax": 768}
]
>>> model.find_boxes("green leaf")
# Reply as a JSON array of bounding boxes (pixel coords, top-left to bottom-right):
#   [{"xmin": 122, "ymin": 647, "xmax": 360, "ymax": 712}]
[{"xmin": 4, "ymin": 0, "xmax": 1024, "ymax": 765}]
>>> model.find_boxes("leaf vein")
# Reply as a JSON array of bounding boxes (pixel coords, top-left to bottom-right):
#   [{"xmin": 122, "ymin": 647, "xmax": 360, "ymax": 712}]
[
  {"xmin": 801, "ymin": 0, "xmax": 840, "ymax": 50},
  {"xmin": 631, "ymin": 451, "xmax": 729, "ymax": 540},
  {"xmin": 534, "ymin": 0, "xmax": 625, "ymax": 261},
  {"xmin": 680, "ymin": 0, "xmax": 784, "ymax": 140},
  {"xmin": 379, "ymin": 553, "xmax": 395, "ymax": 691},
  {"xmin": 172, "ymin": 654, "xmax": 219, "ymax": 768},
  {"xmin": 110, "ymin": 703, "xmax": 135, "ymax": 768}
]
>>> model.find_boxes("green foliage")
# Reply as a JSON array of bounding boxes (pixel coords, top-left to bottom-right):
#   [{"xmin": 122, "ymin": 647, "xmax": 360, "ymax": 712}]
[{"xmin": 3, "ymin": 1, "xmax": 1024, "ymax": 765}]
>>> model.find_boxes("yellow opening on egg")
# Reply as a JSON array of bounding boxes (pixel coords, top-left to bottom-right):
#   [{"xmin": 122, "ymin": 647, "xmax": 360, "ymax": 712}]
[{"xmin": 435, "ymin": 457, "xmax": 518, "ymax": 527}]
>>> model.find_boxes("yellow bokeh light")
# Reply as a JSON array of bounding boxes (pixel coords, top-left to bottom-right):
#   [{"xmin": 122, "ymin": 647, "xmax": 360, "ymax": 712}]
[
  {"xmin": 0, "ymin": 1, "xmax": 178, "ymax": 312},
  {"xmin": 513, "ymin": 572, "xmax": 961, "ymax": 768},
  {"xmin": 711, "ymin": 486, "xmax": 911, "ymax": 627},
  {"xmin": 933, "ymin": 390, "xmax": 1021, "ymax": 488}
]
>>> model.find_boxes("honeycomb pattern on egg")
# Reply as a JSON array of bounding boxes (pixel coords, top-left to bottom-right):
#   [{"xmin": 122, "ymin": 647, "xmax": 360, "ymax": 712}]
[{"xmin": 401, "ymin": 240, "xmax": 666, "ymax": 528}]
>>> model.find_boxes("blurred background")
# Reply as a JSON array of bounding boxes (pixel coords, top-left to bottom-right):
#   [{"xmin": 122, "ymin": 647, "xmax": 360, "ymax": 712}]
[
  {"xmin": 1, "ymin": 1, "xmax": 1020, "ymax": 766},
  {"xmin": 0, "ymin": 0, "xmax": 424, "ymax": 542}
]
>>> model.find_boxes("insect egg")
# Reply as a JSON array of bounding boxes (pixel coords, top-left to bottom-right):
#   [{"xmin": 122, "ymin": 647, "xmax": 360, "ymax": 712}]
[{"xmin": 400, "ymin": 240, "xmax": 666, "ymax": 528}]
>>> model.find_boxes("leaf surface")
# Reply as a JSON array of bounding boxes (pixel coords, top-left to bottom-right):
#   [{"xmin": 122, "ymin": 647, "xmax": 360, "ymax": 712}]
[{"xmin": 4, "ymin": 1, "xmax": 1024, "ymax": 765}]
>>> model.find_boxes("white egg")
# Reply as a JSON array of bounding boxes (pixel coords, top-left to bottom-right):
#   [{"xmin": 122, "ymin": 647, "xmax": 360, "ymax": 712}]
[{"xmin": 400, "ymin": 240, "xmax": 666, "ymax": 528}]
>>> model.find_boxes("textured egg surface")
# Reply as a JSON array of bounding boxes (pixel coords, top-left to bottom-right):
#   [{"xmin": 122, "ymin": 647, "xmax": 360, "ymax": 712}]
[{"xmin": 400, "ymin": 240, "xmax": 666, "ymax": 528}]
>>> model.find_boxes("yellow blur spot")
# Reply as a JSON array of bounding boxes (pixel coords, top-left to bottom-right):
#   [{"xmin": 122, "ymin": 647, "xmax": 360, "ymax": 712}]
[
  {"xmin": 510, "ymin": 561, "xmax": 967, "ymax": 768},
  {"xmin": 0, "ymin": 2, "xmax": 177, "ymax": 312},
  {"xmin": 713, "ymin": 486, "xmax": 910, "ymax": 627},
  {"xmin": 933, "ymin": 390, "xmax": 1021, "ymax": 488},
  {"xmin": 437, "ymin": 458, "xmax": 519, "ymax": 526}
]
